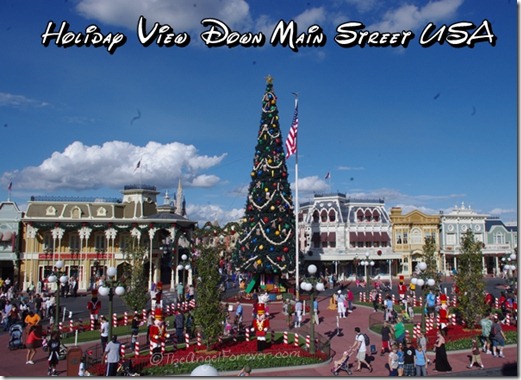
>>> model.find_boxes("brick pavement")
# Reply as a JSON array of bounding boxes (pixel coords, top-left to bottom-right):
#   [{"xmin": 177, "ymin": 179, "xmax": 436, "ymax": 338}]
[{"xmin": 0, "ymin": 295, "xmax": 516, "ymax": 377}]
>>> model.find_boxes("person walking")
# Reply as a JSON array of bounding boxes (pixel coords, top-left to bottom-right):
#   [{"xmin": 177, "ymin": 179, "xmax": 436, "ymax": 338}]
[
  {"xmin": 47, "ymin": 331, "xmax": 61, "ymax": 376},
  {"xmin": 100, "ymin": 316, "xmax": 109, "ymax": 352},
  {"xmin": 433, "ymin": 330, "xmax": 452, "ymax": 372},
  {"xmin": 416, "ymin": 331, "xmax": 430, "ymax": 366},
  {"xmin": 103, "ymin": 335, "xmax": 121, "ymax": 376},
  {"xmin": 313, "ymin": 298, "xmax": 319, "ymax": 325},
  {"xmin": 380, "ymin": 321, "xmax": 393, "ymax": 356},
  {"xmin": 403, "ymin": 340, "xmax": 416, "ymax": 376},
  {"xmin": 388, "ymin": 344, "xmax": 399, "ymax": 376},
  {"xmin": 25, "ymin": 325, "xmax": 43, "ymax": 364},
  {"xmin": 347, "ymin": 288, "xmax": 354, "ymax": 314},
  {"xmin": 384, "ymin": 295, "xmax": 394, "ymax": 322},
  {"xmin": 467, "ymin": 338, "xmax": 485, "ymax": 369},
  {"xmin": 414, "ymin": 341, "xmax": 428, "ymax": 376},
  {"xmin": 294, "ymin": 299, "xmax": 303, "ymax": 328},
  {"xmin": 175, "ymin": 311, "xmax": 185, "ymax": 346},
  {"xmin": 350, "ymin": 327, "xmax": 373, "ymax": 373},
  {"xmin": 479, "ymin": 313, "xmax": 492, "ymax": 354},
  {"xmin": 370, "ymin": 289, "xmax": 379, "ymax": 312},
  {"xmin": 394, "ymin": 317, "xmax": 406, "ymax": 346},
  {"xmin": 336, "ymin": 291, "xmax": 346, "ymax": 319},
  {"xmin": 490, "ymin": 316, "xmax": 506, "ymax": 358}
]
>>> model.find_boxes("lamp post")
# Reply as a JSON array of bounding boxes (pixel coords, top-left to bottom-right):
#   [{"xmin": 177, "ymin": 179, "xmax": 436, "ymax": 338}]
[
  {"xmin": 361, "ymin": 252, "xmax": 374, "ymax": 300},
  {"xmin": 47, "ymin": 260, "xmax": 68, "ymax": 331},
  {"xmin": 300, "ymin": 264, "xmax": 325, "ymax": 354},
  {"xmin": 414, "ymin": 262, "xmax": 436, "ymax": 333},
  {"xmin": 177, "ymin": 254, "xmax": 192, "ymax": 298},
  {"xmin": 502, "ymin": 252, "xmax": 517, "ymax": 288},
  {"xmin": 98, "ymin": 266, "xmax": 125, "ymax": 339}
]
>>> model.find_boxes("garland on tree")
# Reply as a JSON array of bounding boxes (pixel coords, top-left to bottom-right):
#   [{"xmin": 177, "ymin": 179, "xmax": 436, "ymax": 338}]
[{"xmin": 232, "ymin": 75, "xmax": 297, "ymax": 275}]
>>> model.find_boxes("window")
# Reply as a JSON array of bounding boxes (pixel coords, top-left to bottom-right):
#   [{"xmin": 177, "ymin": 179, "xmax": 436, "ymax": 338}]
[
  {"xmin": 357, "ymin": 210, "xmax": 364, "ymax": 222},
  {"xmin": 71, "ymin": 206, "xmax": 82, "ymax": 219},
  {"xmin": 329, "ymin": 232, "xmax": 336, "ymax": 248},
  {"xmin": 94, "ymin": 234, "xmax": 106, "ymax": 252},
  {"xmin": 365, "ymin": 210, "xmax": 371, "ymax": 222},
  {"xmin": 329, "ymin": 210, "xmax": 336, "ymax": 222},
  {"xmin": 494, "ymin": 232, "xmax": 505, "ymax": 245},
  {"xmin": 446, "ymin": 234, "xmax": 456, "ymax": 245},
  {"xmin": 312, "ymin": 211, "xmax": 320, "ymax": 223},
  {"xmin": 43, "ymin": 233, "xmax": 52, "ymax": 251},
  {"xmin": 321, "ymin": 210, "xmax": 328, "ymax": 223},
  {"xmin": 69, "ymin": 234, "xmax": 80, "ymax": 251},
  {"xmin": 372, "ymin": 210, "xmax": 380, "ymax": 222},
  {"xmin": 410, "ymin": 229, "xmax": 422, "ymax": 245}
]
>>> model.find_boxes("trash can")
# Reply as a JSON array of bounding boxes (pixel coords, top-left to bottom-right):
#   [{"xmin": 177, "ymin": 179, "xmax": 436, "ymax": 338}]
[{"xmin": 66, "ymin": 346, "xmax": 83, "ymax": 377}]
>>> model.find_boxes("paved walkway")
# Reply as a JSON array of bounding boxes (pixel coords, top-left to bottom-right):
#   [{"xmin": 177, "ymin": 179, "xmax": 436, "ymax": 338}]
[{"xmin": 1, "ymin": 294, "xmax": 517, "ymax": 377}]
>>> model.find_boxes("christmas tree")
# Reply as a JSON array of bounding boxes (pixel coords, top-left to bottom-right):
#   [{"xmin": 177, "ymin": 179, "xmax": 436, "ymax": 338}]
[{"xmin": 232, "ymin": 75, "xmax": 297, "ymax": 277}]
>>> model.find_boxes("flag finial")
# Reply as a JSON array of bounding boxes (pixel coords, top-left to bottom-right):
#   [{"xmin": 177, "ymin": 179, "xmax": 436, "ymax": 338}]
[{"xmin": 265, "ymin": 74, "xmax": 273, "ymax": 84}]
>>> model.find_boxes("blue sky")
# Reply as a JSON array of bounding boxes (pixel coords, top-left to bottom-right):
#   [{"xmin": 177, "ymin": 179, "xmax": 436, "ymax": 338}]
[{"xmin": 1, "ymin": 0, "xmax": 517, "ymax": 226}]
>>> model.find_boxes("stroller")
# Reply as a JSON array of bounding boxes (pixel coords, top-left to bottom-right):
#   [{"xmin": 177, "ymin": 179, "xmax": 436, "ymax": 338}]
[
  {"xmin": 8, "ymin": 323, "xmax": 24, "ymax": 350},
  {"xmin": 331, "ymin": 349, "xmax": 354, "ymax": 376}
]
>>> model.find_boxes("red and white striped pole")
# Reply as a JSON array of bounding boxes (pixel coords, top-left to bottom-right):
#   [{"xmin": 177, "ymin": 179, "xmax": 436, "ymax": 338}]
[
  {"xmin": 185, "ymin": 333, "xmax": 190, "ymax": 348},
  {"xmin": 142, "ymin": 309, "xmax": 147, "ymax": 321},
  {"xmin": 134, "ymin": 341, "xmax": 140, "ymax": 357},
  {"xmin": 413, "ymin": 324, "xmax": 421, "ymax": 339},
  {"xmin": 392, "ymin": 294, "xmax": 396, "ymax": 304},
  {"xmin": 124, "ymin": 312, "xmax": 128, "ymax": 326},
  {"xmin": 197, "ymin": 332, "xmax": 202, "ymax": 347},
  {"xmin": 294, "ymin": 333, "xmax": 299, "ymax": 347},
  {"xmin": 283, "ymin": 331, "xmax": 288, "ymax": 345},
  {"xmin": 90, "ymin": 316, "xmax": 95, "ymax": 331},
  {"xmin": 450, "ymin": 314, "xmax": 456, "ymax": 326},
  {"xmin": 69, "ymin": 319, "xmax": 74, "ymax": 332},
  {"xmin": 58, "ymin": 322, "xmax": 63, "ymax": 332},
  {"xmin": 245, "ymin": 329, "xmax": 250, "ymax": 342},
  {"xmin": 161, "ymin": 341, "xmax": 165, "ymax": 354},
  {"xmin": 506, "ymin": 313, "xmax": 511, "ymax": 325},
  {"xmin": 305, "ymin": 335, "xmax": 310, "ymax": 349},
  {"xmin": 113, "ymin": 313, "xmax": 118, "ymax": 328},
  {"xmin": 120, "ymin": 344, "xmax": 125, "ymax": 362}
]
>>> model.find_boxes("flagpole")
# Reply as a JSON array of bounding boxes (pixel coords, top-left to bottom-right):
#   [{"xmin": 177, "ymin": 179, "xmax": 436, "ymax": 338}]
[{"xmin": 293, "ymin": 95, "xmax": 300, "ymax": 300}]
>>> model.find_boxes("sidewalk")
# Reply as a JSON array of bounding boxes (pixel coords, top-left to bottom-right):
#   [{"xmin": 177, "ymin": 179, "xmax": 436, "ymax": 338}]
[{"xmin": 1, "ymin": 295, "xmax": 517, "ymax": 377}]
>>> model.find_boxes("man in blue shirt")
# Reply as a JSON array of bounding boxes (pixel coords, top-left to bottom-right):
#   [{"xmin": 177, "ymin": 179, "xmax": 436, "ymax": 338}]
[
  {"xmin": 425, "ymin": 291, "xmax": 436, "ymax": 318},
  {"xmin": 235, "ymin": 301, "xmax": 243, "ymax": 324}
]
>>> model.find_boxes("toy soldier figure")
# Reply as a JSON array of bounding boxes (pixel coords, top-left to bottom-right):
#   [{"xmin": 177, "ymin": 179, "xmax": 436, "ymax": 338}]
[
  {"xmin": 149, "ymin": 307, "xmax": 170, "ymax": 353},
  {"xmin": 87, "ymin": 289, "xmax": 101, "ymax": 329},
  {"xmin": 251, "ymin": 303, "xmax": 270, "ymax": 352}
]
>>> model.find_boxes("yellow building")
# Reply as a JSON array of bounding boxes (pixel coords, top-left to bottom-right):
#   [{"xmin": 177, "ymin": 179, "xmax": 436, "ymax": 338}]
[{"xmin": 389, "ymin": 207, "xmax": 441, "ymax": 276}]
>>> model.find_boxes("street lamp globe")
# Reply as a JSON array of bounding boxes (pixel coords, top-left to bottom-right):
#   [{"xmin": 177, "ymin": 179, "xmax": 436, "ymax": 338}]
[
  {"xmin": 185, "ymin": 264, "xmax": 191, "ymax": 271},
  {"xmin": 307, "ymin": 264, "xmax": 318, "ymax": 275},
  {"xmin": 177, "ymin": 264, "xmax": 184, "ymax": 271},
  {"xmin": 300, "ymin": 281, "xmax": 307, "ymax": 291},
  {"xmin": 316, "ymin": 282, "xmax": 325, "ymax": 292},
  {"xmin": 55, "ymin": 260, "xmax": 64, "ymax": 270},
  {"xmin": 115, "ymin": 286, "xmax": 126, "ymax": 296},
  {"xmin": 418, "ymin": 262, "xmax": 427, "ymax": 271},
  {"xmin": 48, "ymin": 274, "xmax": 57, "ymax": 283},
  {"xmin": 411, "ymin": 277, "xmax": 418, "ymax": 285},
  {"xmin": 107, "ymin": 266, "xmax": 117, "ymax": 278},
  {"xmin": 427, "ymin": 278, "xmax": 435, "ymax": 287},
  {"xmin": 510, "ymin": 253, "xmax": 517, "ymax": 260},
  {"xmin": 181, "ymin": 254, "xmax": 188, "ymax": 261},
  {"xmin": 370, "ymin": 261, "xmax": 375, "ymax": 267},
  {"xmin": 98, "ymin": 286, "xmax": 110, "ymax": 297},
  {"xmin": 416, "ymin": 278, "xmax": 425, "ymax": 287},
  {"xmin": 59, "ymin": 275, "xmax": 69, "ymax": 284}
]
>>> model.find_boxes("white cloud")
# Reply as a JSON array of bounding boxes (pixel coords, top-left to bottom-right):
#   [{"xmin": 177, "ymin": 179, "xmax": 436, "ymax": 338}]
[
  {"xmin": 76, "ymin": 0, "xmax": 252, "ymax": 33},
  {"xmin": 0, "ymin": 92, "xmax": 50, "ymax": 108},
  {"xmin": 488, "ymin": 208, "xmax": 517, "ymax": 216},
  {"xmin": 2, "ymin": 140, "xmax": 226, "ymax": 192},
  {"xmin": 186, "ymin": 203, "xmax": 244, "ymax": 227}
]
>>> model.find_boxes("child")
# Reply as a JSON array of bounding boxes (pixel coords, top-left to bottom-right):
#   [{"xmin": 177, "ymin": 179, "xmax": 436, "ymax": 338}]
[
  {"xmin": 467, "ymin": 338, "xmax": 485, "ymax": 369},
  {"xmin": 331, "ymin": 350, "xmax": 352, "ymax": 374}
]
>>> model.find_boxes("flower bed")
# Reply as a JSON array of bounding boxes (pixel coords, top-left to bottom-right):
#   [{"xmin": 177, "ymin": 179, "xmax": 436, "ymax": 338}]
[{"xmin": 88, "ymin": 338, "xmax": 328, "ymax": 376}]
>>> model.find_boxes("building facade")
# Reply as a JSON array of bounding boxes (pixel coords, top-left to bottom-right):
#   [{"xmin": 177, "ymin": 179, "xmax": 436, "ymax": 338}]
[
  {"xmin": 0, "ymin": 201, "xmax": 23, "ymax": 282},
  {"xmin": 298, "ymin": 193, "xmax": 401, "ymax": 280},
  {"xmin": 389, "ymin": 207, "xmax": 441, "ymax": 276},
  {"xmin": 21, "ymin": 184, "xmax": 197, "ymax": 293}
]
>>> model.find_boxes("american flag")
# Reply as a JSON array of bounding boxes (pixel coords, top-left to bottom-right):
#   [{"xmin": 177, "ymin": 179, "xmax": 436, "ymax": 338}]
[
  {"xmin": 285, "ymin": 98, "xmax": 299, "ymax": 159},
  {"xmin": 7, "ymin": 182, "xmax": 12, "ymax": 191}
]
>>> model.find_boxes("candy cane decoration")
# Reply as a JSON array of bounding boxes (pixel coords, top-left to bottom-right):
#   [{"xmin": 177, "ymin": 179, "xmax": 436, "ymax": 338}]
[
  {"xmin": 90, "ymin": 315, "xmax": 95, "ymax": 331},
  {"xmin": 161, "ymin": 341, "xmax": 165, "ymax": 354},
  {"xmin": 197, "ymin": 332, "xmax": 202, "ymax": 347},
  {"xmin": 392, "ymin": 294, "xmax": 396, "ymax": 304},
  {"xmin": 185, "ymin": 333, "xmax": 190, "ymax": 348},
  {"xmin": 283, "ymin": 331, "xmax": 288, "ymax": 345},
  {"xmin": 134, "ymin": 341, "xmax": 140, "ymax": 357},
  {"xmin": 450, "ymin": 314, "xmax": 456, "ymax": 326},
  {"xmin": 120, "ymin": 344, "xmax": 125, "ymax": 361},
  {"xmin": 69, "ymin": 319, "xmax": 74, "ymax": 332},
  {"xmin": 113, "ymin": 313, "xmax": 118, "ymax": 328},
  {"xmin": 294, "ymin": 333, "xmax": 299, "ymax": 347},
  {"xmin": 58, "ymin": 322, "xmax": 63, "ymax": 332},
  {"xmin": 245, "ymin": 329, "xmax": 250, "ymax": 342},
  {"xmin": 413, "ymin": 324, "xmax": 421, "ymax": 339},
  {"xmin": 305, "ymin": 335, "xmax": 310, "ymax": 349},
  {"xmin": 124, "ymin": 312, "xmax": 128, "ymax": 326},
  {"xmin": 506, "ymin": 314, "xmax": 511, "ymax": 326},
  {"xmin": 142, "ymin": 309, "xmax": 147, "ymax": 321}
]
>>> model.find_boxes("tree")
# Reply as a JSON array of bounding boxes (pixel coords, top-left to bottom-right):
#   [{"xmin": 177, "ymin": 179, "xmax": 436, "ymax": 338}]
[
  {"xmin": 193, "ymin": 246, "xmax": 226, "ymax": 350},
  {"xmin": 422, "ymin": 235, "xmax": 442, "ymax": 292},
  {"xmin": 454, "ymin": 230, "xmax": 486, "ymax": 328},
  {"xmin": 232, "ymin": 76, "xmax": 297, "ymax": 276},
  {"xmin": 121, "ymin": 238, "xmax": 150, "ymax": 312}
]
